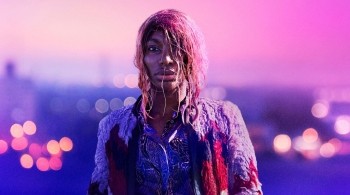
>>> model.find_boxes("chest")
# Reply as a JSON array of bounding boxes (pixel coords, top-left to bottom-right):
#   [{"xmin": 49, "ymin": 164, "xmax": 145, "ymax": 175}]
[{"xmin": 135, "ymin": 122, "xmax": 193, "ymax": 194}]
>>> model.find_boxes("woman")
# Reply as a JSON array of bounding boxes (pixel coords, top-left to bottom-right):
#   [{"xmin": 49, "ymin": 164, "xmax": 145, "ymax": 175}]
[{"xmin": 89, "ymin": 9, "xmax": 262, "ymax": 195}]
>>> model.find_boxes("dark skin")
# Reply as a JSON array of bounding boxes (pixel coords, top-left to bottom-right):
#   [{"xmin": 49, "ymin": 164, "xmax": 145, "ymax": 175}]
[
  {"xmin": 143, "ymin": 31, "xmax": 187, "ymax": 135},
  {"xmin": 147, "ymin": 92, "xmax": 184, "ymax": 135}
]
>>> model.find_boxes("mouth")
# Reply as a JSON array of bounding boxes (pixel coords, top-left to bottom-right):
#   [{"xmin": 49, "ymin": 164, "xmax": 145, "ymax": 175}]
[
  {"xmin": 156, "ymin": 69, "xmax": 176, "ymax": 76},
  {"xmin": 155, "ymin": 70, "xmax": 177, "ymax": 81},
  {"xmin": 155, "ymin": 75, "xmax": 177, "ymax": 82}
]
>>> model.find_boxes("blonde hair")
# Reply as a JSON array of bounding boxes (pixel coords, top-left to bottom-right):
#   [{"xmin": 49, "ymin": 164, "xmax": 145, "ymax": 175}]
[{"xmin": 134, "ymin": 9, "xmax": 208, "ymax": 123}]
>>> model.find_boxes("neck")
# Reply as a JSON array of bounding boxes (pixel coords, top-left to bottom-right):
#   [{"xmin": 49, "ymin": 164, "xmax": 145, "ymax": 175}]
[{"xmin": 149, "ymin": 84, "xmax": 187, "ymax": 118}]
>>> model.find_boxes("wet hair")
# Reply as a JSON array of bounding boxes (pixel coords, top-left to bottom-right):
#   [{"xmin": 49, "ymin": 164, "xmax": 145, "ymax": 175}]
[{"xmin": 134, "ymin": 9, "xmax": 208, "ymax": 123}]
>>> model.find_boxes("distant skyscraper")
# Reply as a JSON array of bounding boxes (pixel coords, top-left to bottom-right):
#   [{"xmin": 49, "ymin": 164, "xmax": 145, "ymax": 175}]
[
  {"xmin": 5, "ymin": 61, "xmax": 16, "ymax": 79},
  {"xmin": 0, "ymin": 61, "xmax": 36, "ymax": 132}
]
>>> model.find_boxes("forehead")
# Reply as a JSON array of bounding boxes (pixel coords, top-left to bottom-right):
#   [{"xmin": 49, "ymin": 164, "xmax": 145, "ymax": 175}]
[{"xmin": 147, "ymin": 31, "xmax": 165, "ymax": 44}]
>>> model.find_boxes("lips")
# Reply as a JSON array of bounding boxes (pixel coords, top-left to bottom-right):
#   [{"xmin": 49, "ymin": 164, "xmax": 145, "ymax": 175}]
[
  {"xmin": 155, "ymin": 69, "xmax": 177, "ymax": 81},
  {"xmin": 156, "ymin": 69, "xmax": 176, "ymax": 75}
]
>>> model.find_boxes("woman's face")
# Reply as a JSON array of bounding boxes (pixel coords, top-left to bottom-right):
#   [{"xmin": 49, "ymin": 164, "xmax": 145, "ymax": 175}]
[{"xmin": 143, "ymin": 31, "xmax": 184, "ymax": 93}]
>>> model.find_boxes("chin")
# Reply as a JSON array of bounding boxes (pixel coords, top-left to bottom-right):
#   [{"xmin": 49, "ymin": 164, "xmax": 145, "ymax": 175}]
[{"xmin": 153, "ymin": 82, "xmax": 180, "ymax": 93}]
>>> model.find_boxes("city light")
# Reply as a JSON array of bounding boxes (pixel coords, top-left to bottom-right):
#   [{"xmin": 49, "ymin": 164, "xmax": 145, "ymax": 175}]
[
  {"xmin": 302, "ymin": 128, "xmax": 319, "ymax": 143},
  {"xmin": 124, "ymin": 74, "xmax": 138, "ymax": 88},
  {"xmin": 59, "ymin": 137, "xmax": 73, "ymax": 152},
  {"xmin": 23, "ymin": 120, "xmax": 37, "ymax": 135},
  {"xmin": 10, "ymin": 123, "xmax": 24, "ymax": 138},
  {"xmin": 11, "ymin": 137, "xmax": 28, "ymax": 151},
  {"xmin": 320, "ymin": 143, "xmax": 336, "ymax": 158},
  {"xmin": 113, "ymin": 74, "xmax": 126, "ymax": 88},
  {"xmin": 328, "ymin": 138, "xmax": 342, "ymax": 152},
  {"xmin": 0, "ymin": 140, "xmax": 8, "ymax": 154},
  {"xmin": 110, "ymin": 98, "xmax": 123, "ymax": 111},
  {"xmin": 49, "ymin": 157, "xmax": 62, "ymax": 171},
  {"xmin": 311, "ymin": 100, "xmax": 329, "ymax": 118},
  {"xmin": 95, "ymin": 98, "xmax": 109, "ymax": 113},
  {"xmin": 20, "ymin": 154, "xmax": 34, "ymax": 169},
  {"xmin": 36, "ymin": 157, "xmax": 50, "ymax": 171},
  {"xmin": 273, "ymin": 134, "xmax": 292, "ymax": 153},
  {"xmin": 124, "ymin": 96, "xmax": 136, "ymax": 106},
  {"xmin": 334, "ymin": 115, "xmax": 350, "ymax": 135},
  {"xmin": 47, "ymin": 140, "xmax": 61, "ymax": 155}
]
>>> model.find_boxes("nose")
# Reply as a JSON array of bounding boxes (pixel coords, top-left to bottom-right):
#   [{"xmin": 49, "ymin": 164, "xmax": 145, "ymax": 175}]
[
  {"xmin": 162, "ymin": 55, "xmax": 174, "ymax": 65},
  {"xmin": 160, "ymin": 48, "xmax": 174, "ymax": 66}
]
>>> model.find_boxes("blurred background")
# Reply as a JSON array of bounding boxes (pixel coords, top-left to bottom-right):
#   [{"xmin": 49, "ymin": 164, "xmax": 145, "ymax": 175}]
[{"xmin": 1, "ymin": 1, "xmax": 349, "ymax": 194}]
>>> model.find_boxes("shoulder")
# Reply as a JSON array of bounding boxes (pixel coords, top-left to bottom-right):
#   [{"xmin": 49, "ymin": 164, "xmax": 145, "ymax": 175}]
[
  {"xmin": 197, "ymin": 97, "xmax": 240, "ymax": 113},
  {"xmin": 197, "ymin": 97, "xmax": 241, "ymax": 123},
  {"xmin": 98, "ymin": 105, "xmax": 134, "ymax": 134},
  {"xmin": 97, "ymin": 104, "xmax": 137, "ymax": 145},
  {"xmin": 194, "ymin": 97, "xmax": 243, "ymax": 136}
]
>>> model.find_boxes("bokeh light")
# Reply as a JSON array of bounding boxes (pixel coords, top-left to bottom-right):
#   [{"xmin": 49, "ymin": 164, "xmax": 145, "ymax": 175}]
[
  {"xmin": 273, "ymin": 134, "xmax": 292, "ymax": 153},
  {"xmin": 95, "ymin": 98, "xmax": 109, "ymax": 113},
  {"xmin": 110, "ymin": 98, "xmax": 123, "ymax": 111},
  {"xmin": 334, "ymin": 115, "xmax": 350, "ymax": 135},
  {"xmin": 11, "ymin": 137, "xmax": 28, "ymax": 151},
  {"xmin": 29, "ymin": 143, "xmax": 42, "ymax": 159},
  {"xmin": 302, "ymin": 128, "xmax": 319, "ymax": 143},
  {"xmin": 0, "ymin": 140, "xmax": 8, "ymax": 154},
  {"xmin": 328, "ymin": 138, "xmax": 342, "ymax": 152},
  {"xmin": 23, "ymin": 120, "xmax": 37, "ymax": 135},
  {"xmin": 293, "ymin": 136, "xmax": 321, "ymax": 159},
  {"xmin": 124, "ymin": 96, "xmax": 136, "ymax": 106},
  {"xmin": 36, "ymin": 157, "xmax": 50, "ymax": 171},
  {"xmin": 47, "ymin": 140, "xmax": 61, "ymax": 155},
  {"xmin": 49, "ymin": 157, "xmax": 62, "ymax": 171},
  {"xmin": 311, "ymin": 100, "xmax": 329, "ymax": 118},
  {"xmin": 113, "ymin": 74, "xmax": 125, "ymax": 88},
  {"xmin": 59, "ymin": 137, "xmax": 73, "ymax": 152},
  {"xmin": 76, "ymin": 99, "xmax": 90, "ymax": 113},
  {"xmin": 124, "ymin": 74, "xmax": 138, "ymax": 88},
  {"xmin": 20, "ymin": 154, "xmax": 34, "ymax": 169},
  {"xmin": 10, "ymin": 123, "xmax": 24, "ymax": 138},
  {"xmin": 320, "ymin": 143, "xmax": 336, "ymax": 158}
]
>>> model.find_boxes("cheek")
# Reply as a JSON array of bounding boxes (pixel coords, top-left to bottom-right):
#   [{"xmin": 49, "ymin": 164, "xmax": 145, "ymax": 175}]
[
  {"xmin": 143, "ymin": 56, "xmax": 154, "ymax": 78},
  {"xmin": 143, "ymin": 55, "xmax": 151, "ymax": 67},
  {"xmin": 143, "ymin": 55, "xmax": 157, "ymax": 76}
]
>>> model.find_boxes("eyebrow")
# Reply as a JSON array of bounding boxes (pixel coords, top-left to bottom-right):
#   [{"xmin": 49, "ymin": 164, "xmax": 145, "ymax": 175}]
[{"xmin": 147, "ymin": 38, "xmax": 162, "ymax": 45}]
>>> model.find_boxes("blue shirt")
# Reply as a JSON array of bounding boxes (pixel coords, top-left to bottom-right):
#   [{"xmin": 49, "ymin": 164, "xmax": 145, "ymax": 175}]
[{"xmin": 135, "ymin": 112, "xmax": 194, "ymax": 195}]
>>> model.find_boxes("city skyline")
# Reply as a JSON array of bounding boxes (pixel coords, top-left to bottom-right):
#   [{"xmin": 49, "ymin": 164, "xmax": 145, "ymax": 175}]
[{"xmin": 0, "ymin": 1, "xmax": 349, "ymax": 87}]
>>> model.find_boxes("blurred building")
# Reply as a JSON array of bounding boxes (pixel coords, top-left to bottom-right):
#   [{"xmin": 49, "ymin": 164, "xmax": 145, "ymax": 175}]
[{"xmin": 0, "ymin": 61, "xmax": 36, "ymax": 132}]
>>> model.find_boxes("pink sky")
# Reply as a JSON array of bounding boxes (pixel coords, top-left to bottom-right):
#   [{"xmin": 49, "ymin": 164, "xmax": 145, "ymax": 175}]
[{"xmin": 0, "ymin": 1, "xmax": 349, "ymax": 87}]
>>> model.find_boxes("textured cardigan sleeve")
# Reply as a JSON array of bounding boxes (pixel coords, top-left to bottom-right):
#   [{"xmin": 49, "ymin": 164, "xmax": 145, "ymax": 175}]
[
  {"xmin": 88, "ymin": 117, "xmax": 110, "ymax": 194},
  {"xmin": 88, "ymin": 105, "xmax": 136, "ymax": 195},
  {"xmin": 223, "ymin": 101, "xmax": 262, "ymax": 195}
]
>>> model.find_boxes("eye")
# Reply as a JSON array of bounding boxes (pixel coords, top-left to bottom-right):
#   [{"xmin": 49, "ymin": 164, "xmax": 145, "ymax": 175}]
[{"xmin": 147, "ymin": 45, "xmax": 161, "ymax": 53}]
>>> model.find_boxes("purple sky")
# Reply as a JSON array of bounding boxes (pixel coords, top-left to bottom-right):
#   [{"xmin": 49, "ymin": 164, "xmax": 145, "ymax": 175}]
[{"xmin": 0, "ymin": 1, "xmax": 349, "ymax": 87}]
